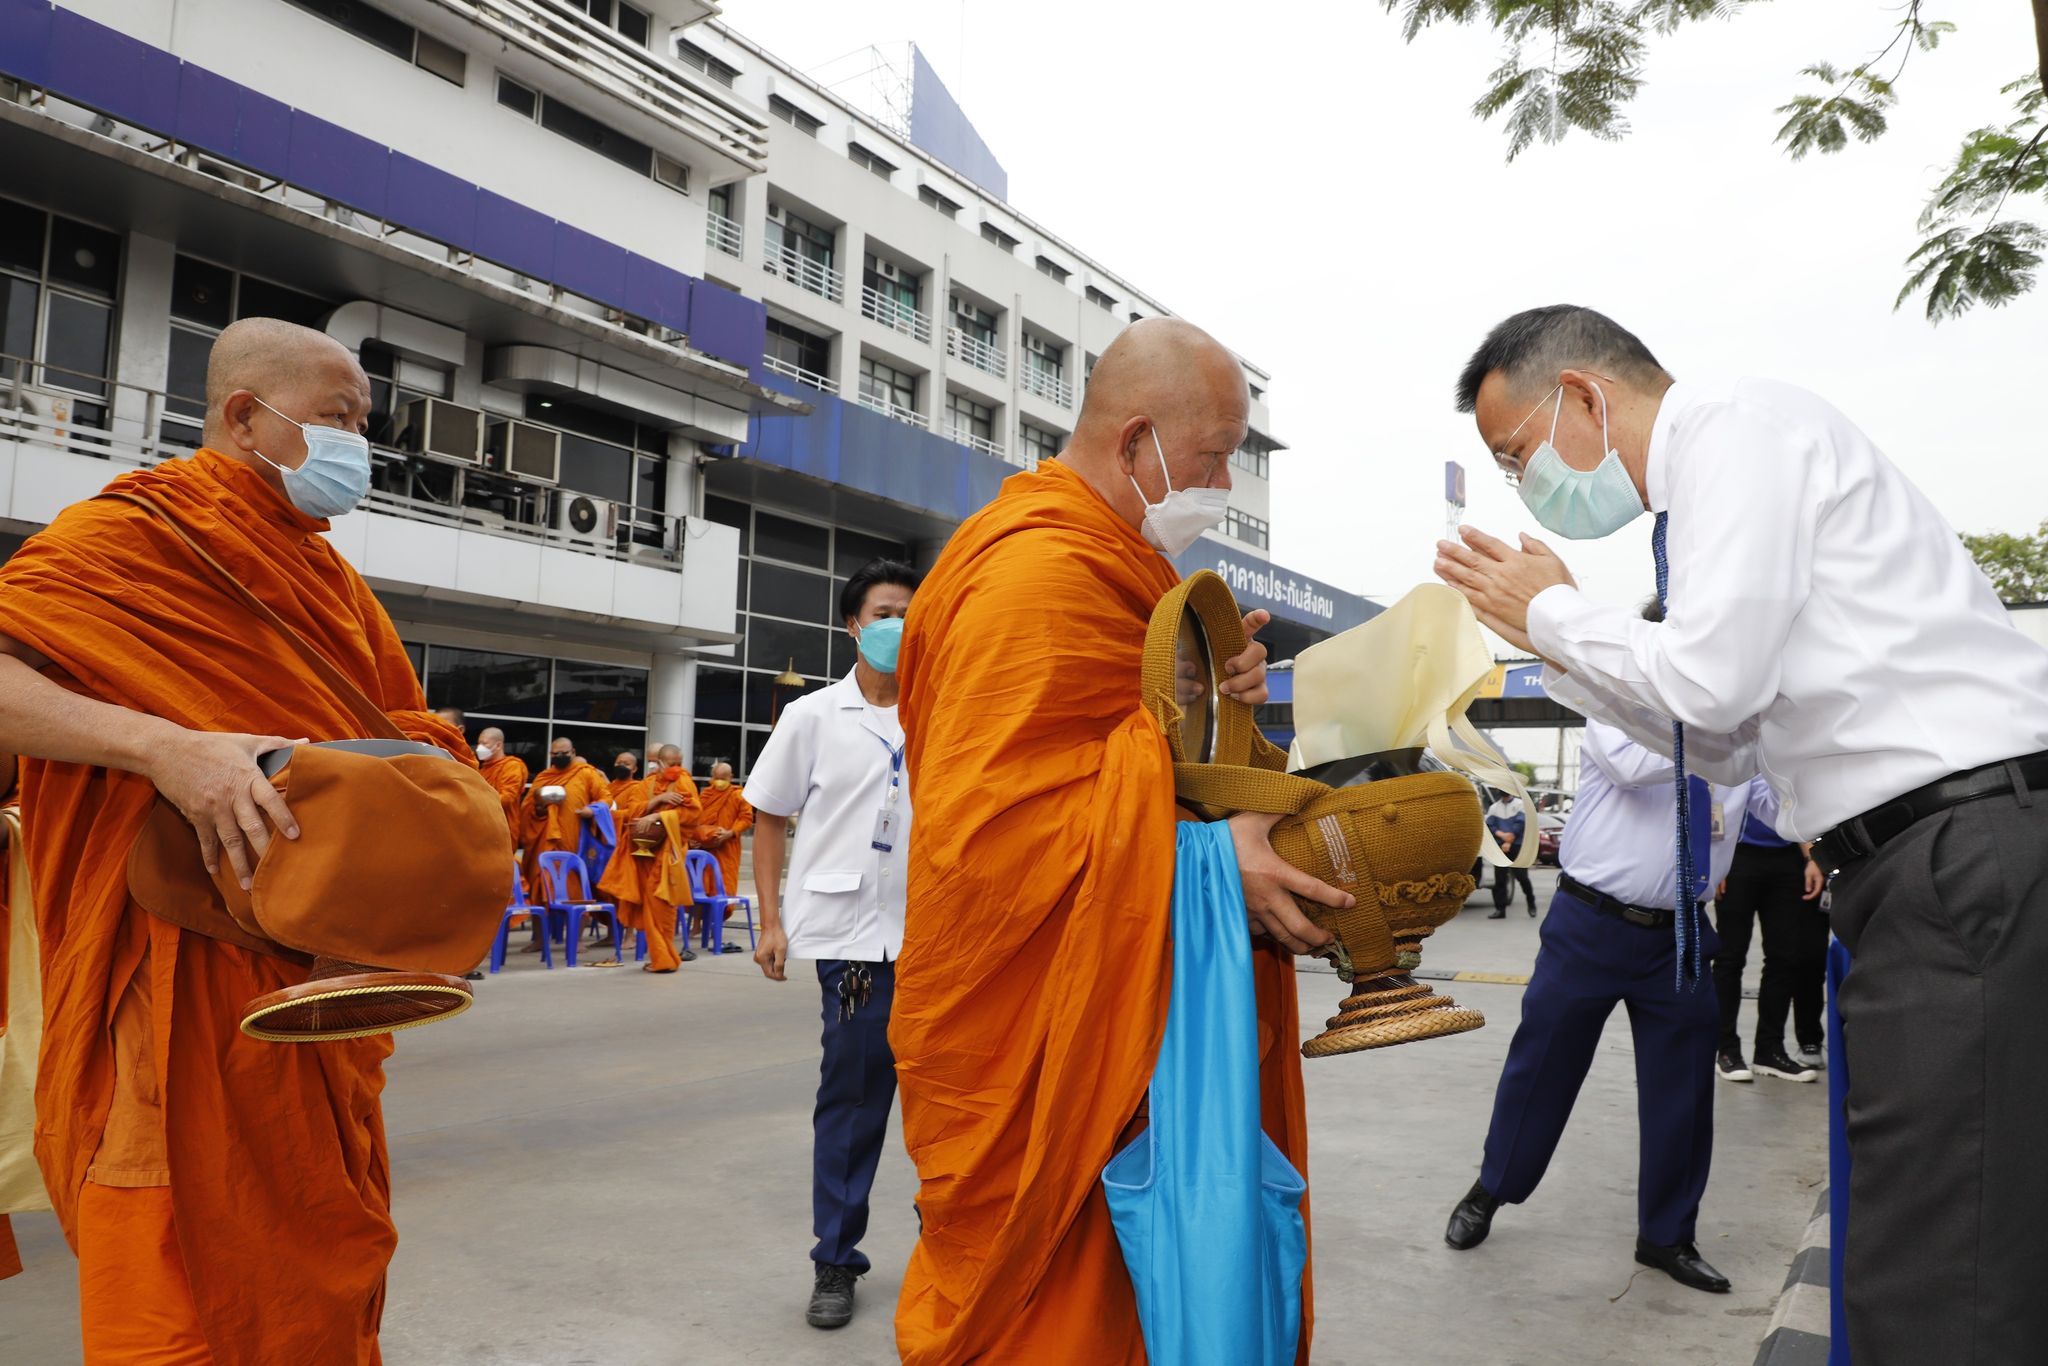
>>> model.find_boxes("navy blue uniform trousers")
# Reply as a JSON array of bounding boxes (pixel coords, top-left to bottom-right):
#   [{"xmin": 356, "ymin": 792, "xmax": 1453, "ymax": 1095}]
[
  {"xmin": 1478, "ymin": 886, "xmax": 1721, "ymax": 1246},
  {"xmin": 812, "ymin": 959, "xmax": 897, "ymax": 1274}
]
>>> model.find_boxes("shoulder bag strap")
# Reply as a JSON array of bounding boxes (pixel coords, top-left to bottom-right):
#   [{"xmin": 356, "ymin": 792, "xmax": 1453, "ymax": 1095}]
[{"xmin": 101, "ymin": 490, "xmax": 406, "ymax": 743}]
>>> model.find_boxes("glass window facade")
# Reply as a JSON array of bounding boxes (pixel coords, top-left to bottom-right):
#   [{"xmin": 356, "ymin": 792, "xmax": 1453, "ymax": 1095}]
[
  {"xmin": 699, "ymin": 495, "xmax": 909, "ymax": 777},
  {"xmin": 0, "ymin": 194, "xmax": 120, "ymax": 422},
  {"xmin": 407, "ymin": 642, "xmax": 650, "ymax": 777}
]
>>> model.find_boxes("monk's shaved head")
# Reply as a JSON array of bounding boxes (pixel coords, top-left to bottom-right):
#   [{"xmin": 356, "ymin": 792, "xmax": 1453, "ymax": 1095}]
[
  {"xmin": 656, "ymin": 745, "xmax": 683, "ymax": 767},
  {"xmin": 1064, "ymin": 318, "xmax": 1248, "ymax": 540},
  {"xmin": 477, "ymin": 726, "xmax": 505, "ymax": 746},
  {"xmin": 711, "ymin": 761, "xmax": 734, "ymax": 780},
  {"xmin": 204, "ymin": 317, "xmax": 373, "ymax": 497}
]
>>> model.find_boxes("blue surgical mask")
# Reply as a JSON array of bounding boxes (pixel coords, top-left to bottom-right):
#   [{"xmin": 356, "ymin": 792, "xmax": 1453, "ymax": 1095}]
[
  {"xmin": 855, "ymin": 616, "xmax": 904, "ymax": 673},
  {"xmin": 1515, "ymin": 382, "xmax": 1644, "ymax": 540},
  {"xmin": 250, "ymin": 397, "xmax": 372, "ymax": 519}
]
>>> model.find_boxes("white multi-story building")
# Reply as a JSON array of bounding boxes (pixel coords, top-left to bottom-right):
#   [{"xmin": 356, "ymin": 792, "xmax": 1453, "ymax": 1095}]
[{"xmin": 0, "ymin": 0, "xmax": 1372, "ymax": 773}]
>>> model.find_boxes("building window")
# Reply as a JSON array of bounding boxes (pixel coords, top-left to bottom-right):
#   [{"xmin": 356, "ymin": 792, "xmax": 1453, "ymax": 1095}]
[
  {"xmin": 980, "ymin": 223, "xmax": 1019, "ymax": 254},
  {"xmin": 918, "ymin": 185, "xmax": 961, "ymax": 219},
  {"xmin": 1034, "ymin": 255, "xmax": 1069, "ymax": 284},
  {"xmin": 946, "ymin": 390, "xmax": 994, "ymax": 445},
  {"xmin": 1085, "ymin": 285, "xmax": 1115, "ymax": 312},
  {"xmin": 0, "ymin": 196, "xmax": 118, "ymax": 422},
  {"xmin": 413, "ymin": 643, "xmax": 648, "ymax": 779},
  {"xmin": 284, "ymin": 0, "xmax": 464, "ymax": 85},
  {"xmin": 676, "ymin": 38, "xmax": 738, "ymax": 86},
  {"xmin": 559, "ymin": 0, "xmax": 649, "ymax": 46},
  {"xmin": 1232, "ymin": 437, "xmax": 1273, "ymax": 480},
  {"xmin": 848, "ymin": 143, "xmax": 896, "ymax": 181},
  {"xmin": 950, "ymin": 297, "xmax": 999, "ymax": 350},
  {"xmin": 858, "ymin": 355, "xmax": 917, "ymax": 414},
  {"xmin": 496, "ymin": 76, "xmax": 682, "ymax": 192},
  {"xmin": 770, "ymin": 95, "xmax": 822, "ymax": 137},
  {"xmin": 764, "ymin": 317, "xmax": 832, "ymax": 384},
  {"xmin": 766, "ymin": 203, "xmax": 838, "ymax": 297},
  {"xmin": 1227, "ymin": 509, "xmax": 1270, "ymax": 550},
  {"xmin": 1019, "ymin": 422, "xmax": 1063, "ymax": 470}
]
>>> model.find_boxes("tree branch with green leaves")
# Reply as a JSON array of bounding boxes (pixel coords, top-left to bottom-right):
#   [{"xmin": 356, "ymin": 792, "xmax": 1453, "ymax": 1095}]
[{"xmin": 1388, "ymin": 0, "xmax": 2048, "ymax": 322}]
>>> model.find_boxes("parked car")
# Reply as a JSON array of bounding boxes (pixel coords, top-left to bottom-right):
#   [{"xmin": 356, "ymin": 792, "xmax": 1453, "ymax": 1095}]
[{"xmin": 1536, "ymin": 810, "xmax": 1565, "ymax": 865}]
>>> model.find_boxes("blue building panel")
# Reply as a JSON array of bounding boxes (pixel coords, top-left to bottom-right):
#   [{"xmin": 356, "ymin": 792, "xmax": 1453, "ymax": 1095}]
[
  {"xmin": 47, "ymin": 7, "xmax": 179, "ymax": 137},
  {"xmin": 474, "ymin": 189, "xmax": 556, "ymax": 282},
  {"xmin": 175, "ymin": 64, "xmax": 291, "ymax": 179},
  {"xmin": 1172, "ymin": 539, "xmax": 1378, "ymax": 635},
  {"xmin": 287, "ymin": 110, "xmax": 388, "ymax": 218},
  {"xmin": 386, "ymin": 152, "xmax": 477, "ymax": 253},
  {"xmin": 551, "ymin": 220, "xmax": 629, "ymax": 311},
  {"xmin": 687, "ymin": 279, "xmax": 766, "ymax": 369},
  {"xmin": 0, "ymin": 0, "xmax": 54, "ymax": 88},
  {"xmin": 626, "ymin": 253, "xmax": 691, "ymax": 335}
]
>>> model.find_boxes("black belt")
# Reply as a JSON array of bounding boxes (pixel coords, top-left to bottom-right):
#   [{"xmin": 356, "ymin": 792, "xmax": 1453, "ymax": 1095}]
[
  {"xmin": 1812, "ymin": 749, "xmax": 2048, "ymax": 873},
  {"xmin": 1558, "ymin": 873, "xmax": 1688, "ymax": 929}
]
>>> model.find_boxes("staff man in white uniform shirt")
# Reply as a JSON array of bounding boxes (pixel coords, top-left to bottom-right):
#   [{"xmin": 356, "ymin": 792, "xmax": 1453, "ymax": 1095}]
[
  {"xmin": 1434, "ymin": 305, "xmax": 2048, "ymax": 1366},
  {"xmin": 745, "ymin": 558, "xmax": 919, "ymax": 1335}
]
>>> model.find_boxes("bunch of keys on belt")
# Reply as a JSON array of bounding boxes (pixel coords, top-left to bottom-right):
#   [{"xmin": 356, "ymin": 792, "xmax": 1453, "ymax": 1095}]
[{"xmin": 837, "ymin": 963, "xmax": 874, "ymax": 1022}]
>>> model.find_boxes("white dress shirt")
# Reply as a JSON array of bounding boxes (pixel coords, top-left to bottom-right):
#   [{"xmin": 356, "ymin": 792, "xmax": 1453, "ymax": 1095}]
[
  {"xmin": 742, "ymin": 670, "xmax": 910, "ymax": 962},
  {"xmin": 1560, "ymin": 720, "xmax": 1767, "ymax": 909},
  {"xmin": 1535, "ymin": 377, "xmax": 2048, "ymax": 839}
]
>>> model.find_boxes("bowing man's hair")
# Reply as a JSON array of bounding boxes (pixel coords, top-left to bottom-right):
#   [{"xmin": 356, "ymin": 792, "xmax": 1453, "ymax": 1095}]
[
  {"xmin": 1455, "ymin": 305, "xmax": 1667, "ymax": 413},
  {"xmin": 840, "ymin": 558, "xmax": 922, "ymax": 623}
]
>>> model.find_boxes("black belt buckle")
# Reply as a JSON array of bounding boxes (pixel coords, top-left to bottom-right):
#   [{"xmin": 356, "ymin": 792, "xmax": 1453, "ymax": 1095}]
[{"xmin": 1620, "ymin": 903, "xmax": 1660, "ymax": 928}]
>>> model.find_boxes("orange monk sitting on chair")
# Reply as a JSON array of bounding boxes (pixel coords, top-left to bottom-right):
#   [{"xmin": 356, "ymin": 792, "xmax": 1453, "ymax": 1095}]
[
  {"xmin": 0, "ymin": 318, "xmax": 468, "ymax": 1362},
  {"xmin": 472, "ymin": 726, "xmax": 528, "ymax": 855},
  {"xmin": 893, "ymin": 318, "xmax": 1347, "ymax": 1365},
  {"xmin": 689, "ymin": 761, "xmax": 753, "ymax": 924}
]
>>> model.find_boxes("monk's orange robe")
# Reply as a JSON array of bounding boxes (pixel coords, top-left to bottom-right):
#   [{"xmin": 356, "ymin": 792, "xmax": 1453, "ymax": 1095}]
[
  {"xmin": 598, "ymin": 773, "xmax": 699, "ymax": 969},
  {"xmin": 892, "ymin": 459, "xmax": 1313, "ymax": 1365},
  {"xmin": 479, "ymin": 754, "xmax": 529, "ymax": 858},
  {"xmin": 689, "ymin": 783, "xmax": 754, "ymax": 916},
  {"xmin": 520, "ymin": 759, "xmax": 608, "ymax": 899},
  {"xmin": 0, "ymin": 448, "xmax": 468, "ymax": 1362},
  {"xmin": 606, "ymin": 775, "xmax": 640, "ymax": 806}
]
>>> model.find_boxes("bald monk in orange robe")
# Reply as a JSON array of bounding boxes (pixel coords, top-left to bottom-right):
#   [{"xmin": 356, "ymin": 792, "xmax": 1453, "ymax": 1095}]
[
  {"xmin": 473, "ymin": 726, "xmax": 528, "ymax": 859},
  {"xmin": 893, "ymin": 318, "xmax": 1349, "ymax": 1365},
  {"xmin": 606, "ymin": 749, "xmax": 643, "ymax": 808},
  {"xmin": 0, "ymin": 317, "xmax": 470, "ymax": 1360},
  {"xmin": 520, "ymin": 736, "xmax": 608, "ymax": 902},
  {"xmin": 688, "ymin": 761, "xmax": 753, "ymax": 918},
  {"xmin": 598, "ymin": 744, "xmax": 700, "ymax": 970}
]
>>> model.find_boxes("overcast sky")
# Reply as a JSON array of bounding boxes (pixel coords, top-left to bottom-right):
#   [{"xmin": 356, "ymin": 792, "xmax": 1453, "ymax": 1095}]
[{"xmin": 728, "ymin": 0, "xmax": 2047, "ymax": 631}]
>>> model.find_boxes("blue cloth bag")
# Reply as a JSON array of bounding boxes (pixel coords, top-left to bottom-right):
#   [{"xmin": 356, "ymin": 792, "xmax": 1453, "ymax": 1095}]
[
  {"xmin": 579, "ymin": 802, "xmax": 618, "ymax": 883},
  {"xmin": 1103, "ymin": 820, "xmax": 1308, "ymax": 1365}
]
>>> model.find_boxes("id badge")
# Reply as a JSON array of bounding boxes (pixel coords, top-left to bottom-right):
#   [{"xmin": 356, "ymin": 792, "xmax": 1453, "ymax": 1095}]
[
  {"xmin": 1710, "ymin": 802, "xmax": 1725, "ymax": 840},
  {"xmin": 871, "ymin": 807, "xmax": 898, "ymax": 853}
]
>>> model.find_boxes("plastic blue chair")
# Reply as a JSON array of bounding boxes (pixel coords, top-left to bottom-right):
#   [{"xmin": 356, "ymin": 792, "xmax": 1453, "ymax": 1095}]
[
  {"xmin": 537, "ymin": 851, "xmax": 620, "ymax": 968},
  {"xmin": 685, "ymin": 849, "xmax": 755, "ymax": 954},
  {"xmin": 490, "ymin": 858, "xmax": 550, "ymax": 972}
]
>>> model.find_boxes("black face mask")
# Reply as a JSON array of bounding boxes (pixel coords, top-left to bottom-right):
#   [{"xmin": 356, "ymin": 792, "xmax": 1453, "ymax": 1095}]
[
  {"xmin": 614, "ymin": 765, "xmax": 633, "ymax": 778},
  {"xmin": 551, "ymin": 754, "xmax": 572, "ymax": 769}
]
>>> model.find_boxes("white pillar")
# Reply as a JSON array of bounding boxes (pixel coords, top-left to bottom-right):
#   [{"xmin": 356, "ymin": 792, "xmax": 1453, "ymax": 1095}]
[
  {"xmin": 112, "ymin": 232, "xmax": 175, "ymax": 445},
  {"xmin": 650, "ymin": 653, "xmax": 698, "ymax": 766}
]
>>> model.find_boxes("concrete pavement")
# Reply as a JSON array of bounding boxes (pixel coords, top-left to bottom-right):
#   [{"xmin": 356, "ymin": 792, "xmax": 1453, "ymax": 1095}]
[{"xmin": 0, "ymin": 868, "xmax": 1827, "ymax": 1364}]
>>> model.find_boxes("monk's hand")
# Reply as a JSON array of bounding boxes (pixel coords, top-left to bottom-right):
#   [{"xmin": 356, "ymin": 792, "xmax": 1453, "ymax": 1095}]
[
  {"xmin": 1220, "ymin": 610, "xmax": 1271, "ymax": 705},
  {"xmin": 753, "ymin": 924, "xmax": 789, "ymax": 982},
  {"xmin": 1434, "ymin": 527, "xmax": 1576, "ymax": 655},
  {"xmin": 1227, "ymin": 811, "xmax": 1343, "ymax": 956},
  {"xmin": 630, "ymin": 815, "xmax": 661, "ymax": 839},
  {"xmin": 151, "ymin": 729, "xmax": 304, "ymax": 891}
]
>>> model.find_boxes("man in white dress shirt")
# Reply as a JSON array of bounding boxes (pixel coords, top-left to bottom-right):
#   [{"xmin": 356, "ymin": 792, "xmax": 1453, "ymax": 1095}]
[
  {"xmin": 745, "ymin": 558, "xmax": 918, "ymax": 1334},
  {"xmin": 1434, "ymin": 304, "xmax": 2048, "ymax": 1364},
  {"xmin": 1446, "ymin": 713, "xmax": 1766, "ymax": 1293}
]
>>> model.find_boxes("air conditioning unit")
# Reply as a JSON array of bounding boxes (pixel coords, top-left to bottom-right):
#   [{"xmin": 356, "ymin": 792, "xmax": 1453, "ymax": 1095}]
[
  {"xmin": 767, "ymin": 201, "xmax": 785, "ymax": 221},
  {"xmin": 11, "ymin": 387, "xmax": 75, "ymax": 437},
  {"xmin": 553, "ymin": 493, "xmax": 619, "ymax": 550},
  {"xmin": 1025, "ymin": 333, "xmax": 1060, "ymax": 358},
  {"xmin": 485, "ymin": 419, "xmax": 562, "ymax": 485},
  {"xmin": 395, "ymin": 397, "xmax": 485, "ymax": 464},
  {"xmin": 871, "ymin": 258, "xmax": 908, "ymax": 283}
]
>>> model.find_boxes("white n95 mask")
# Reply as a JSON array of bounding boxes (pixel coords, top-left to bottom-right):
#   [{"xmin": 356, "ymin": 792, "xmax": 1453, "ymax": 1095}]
[{"xmin": 1131, "ymin": 425, "xmax": 1230, "ymax": 557}]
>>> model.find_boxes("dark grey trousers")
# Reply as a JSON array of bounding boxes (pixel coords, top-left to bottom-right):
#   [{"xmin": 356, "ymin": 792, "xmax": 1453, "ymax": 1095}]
[{"xmin": 1829, "ymin": 789, "xmax": 2048, "ymax": 1365}]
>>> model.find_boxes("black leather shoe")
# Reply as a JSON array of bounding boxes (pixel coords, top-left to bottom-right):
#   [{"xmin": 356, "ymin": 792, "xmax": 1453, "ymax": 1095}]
[
  {"xmin": 1445, "ymin": 1180, "xmax": 1502, "ymax": 1250},
  {"xmin": 1526, "ymin": 901, "xmax": 1537, "ymax": 918},
  {"xmin": 806, "ymin": 1263, "xmax": 858, "ymax": 1329},
  {"xmin": 1486, "ymin": 909, "xmax": 1506, "ymax": 920},
  {"xmin": 1634, "ymin": 1237, "xmax": 1731, "ymax": 1293}
]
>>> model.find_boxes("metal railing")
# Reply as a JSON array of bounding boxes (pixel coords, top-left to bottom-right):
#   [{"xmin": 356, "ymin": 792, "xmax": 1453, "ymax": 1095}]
[
  {"xmin": 429, "ymin": 0, "xmax": 768, "ymax": 172},
  {"xmin": 948, "ymin": 425, "xmax": 1005, "ymax": 461},
  {"xmin": 705, "ymin": 211, "xmax": 744, "ymax": 258},
  {"xmin": 0, "ymin": 355, "xmax": 690, "ymax": 565},
  {"xmin": 855, "ymin": 390, "xmax": 928, "ymax": 430},
  {"xmin": 860, "ymin": 286, "xmax": 932, "ymax": 344},
  {"xmin": 763, "ymin": 238, "xmax": 844, "ymax": 302},
  {"xmin": 946, "ymin": 327, "xmax": 1007, "ymax": 380},
  {"xmin": 762, "ymin": 354, "xmax": 839, "ymax": 395},
  {"xmin": 1022, "ymin": 363, "xmax": 1074, "ymax": 408}
]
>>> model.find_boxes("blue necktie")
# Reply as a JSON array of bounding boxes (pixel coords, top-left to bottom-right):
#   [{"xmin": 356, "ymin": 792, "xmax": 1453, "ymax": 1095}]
[{"xmin": 1654, "ymin": 512, "xmax": 1710, "ymax": 989}]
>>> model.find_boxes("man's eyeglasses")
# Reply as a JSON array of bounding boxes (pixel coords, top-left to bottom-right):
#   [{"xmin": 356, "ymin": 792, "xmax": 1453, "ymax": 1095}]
[{"xmin": 1488, "ymin": 374, "xmax": 1615, "ymax": 488}]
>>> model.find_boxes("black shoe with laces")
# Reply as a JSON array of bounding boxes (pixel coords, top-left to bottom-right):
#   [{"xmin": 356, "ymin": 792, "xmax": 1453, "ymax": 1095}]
[
  {"xmin": 1445, "ymin": 1179, "xmax": 1503, "ymax": 1250},
  {"xmin": 1716, "ymin": 1044, "xmax": 1753, "ymax": 1083},
  {"xmin": 1753, "ymin": 1044, "xmax": 1819, "ymax": 1083},
  {"xmin": 807, "ymin": 1263, "xmax": 858, "ymax": 1329}
]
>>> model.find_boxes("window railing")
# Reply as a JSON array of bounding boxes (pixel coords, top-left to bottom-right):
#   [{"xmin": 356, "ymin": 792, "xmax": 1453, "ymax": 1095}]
[
  {"xmin": 855, "ymin": 390, "xmax": 927, "ymax": 430},
  {"xmin": 427, "ymin": 0, "xmax": 768, "ymax": 172},
  {"xmin": 762, "ymin": 354, "xmax": 838, "ymax": 395},
  {"xmin": 1022, "ymin": 364, "xmax": 1073, "ymax": 408},
  {"xmin": 705, "ymin": 211, "xmax": 743, "ymax": 258},
  {"xmin": 946, "ymin": 327, "xmax": 1007, "ymax": 380},
  {"xmin": 0, "ymin": 356, "xmax": 693, "ymax": 565},
  {"xmin": 764, "ymin": 238, "xmax": 844, "ymax": 302},
  {"xmin": 948, "ymin": 425, "xmax": 1005, "ymax": 461},
  {"xmin": 861, "ymin": 286, "xmax": 933, "ymax": 345}
]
